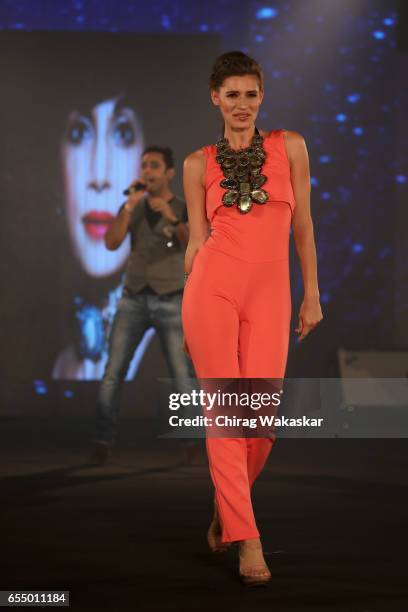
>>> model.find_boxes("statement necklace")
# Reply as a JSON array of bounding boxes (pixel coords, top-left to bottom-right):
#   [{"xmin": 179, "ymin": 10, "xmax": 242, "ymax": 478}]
[{"xmin": 215, "ymin": 127, "xmax": 269, "ymax": 214}]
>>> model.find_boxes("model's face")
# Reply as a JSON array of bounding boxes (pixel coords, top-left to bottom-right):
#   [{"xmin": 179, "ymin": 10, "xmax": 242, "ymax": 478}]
[
  {"xmin": 141, "ymin": 152, "xmax": 174, "ymax": 195},
  {"xmin": 211, "ymin": 75, "xmax": 264, "ymax": 131},
  {"xmin": 62, "ymin": 98, "xmax": 144, "ymax": 277}
]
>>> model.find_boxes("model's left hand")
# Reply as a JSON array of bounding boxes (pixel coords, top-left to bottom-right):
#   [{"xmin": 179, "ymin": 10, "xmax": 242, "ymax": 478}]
[
  {"xmin": 148, "ymin": 197, "xmax": 176, "ymax": 221},
  {"xmin": 295, "ymin": 296, "xmax": 323, "ymax": 341}
]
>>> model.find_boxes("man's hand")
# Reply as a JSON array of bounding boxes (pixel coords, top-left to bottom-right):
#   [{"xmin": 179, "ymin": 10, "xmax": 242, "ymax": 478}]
[
  {"xmin": 124, "ymin": 180, "xmax": 146, "ymax": 214},
  {"xmin": 148, "ymin": 196, "xmax": 178, "ymax": 222}
]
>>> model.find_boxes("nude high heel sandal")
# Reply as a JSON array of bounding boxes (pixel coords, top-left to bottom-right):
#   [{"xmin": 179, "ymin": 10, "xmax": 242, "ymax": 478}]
[
  {"xmin": 238, "ymin": 539, "xmax": 271, "ymax": 587},
  {"xmin": 207, "ymin": 498, "xmax": 232, "ymax": 553}
]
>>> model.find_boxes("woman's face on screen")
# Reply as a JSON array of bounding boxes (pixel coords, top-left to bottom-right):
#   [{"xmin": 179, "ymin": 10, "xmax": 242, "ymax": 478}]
[{"xmin": 62, "ymin": 97, "xmax": 144, "ymax": 277}]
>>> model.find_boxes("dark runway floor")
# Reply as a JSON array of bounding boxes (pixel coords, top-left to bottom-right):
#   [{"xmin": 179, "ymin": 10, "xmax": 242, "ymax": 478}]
[{"xmin": 0, "ymin": 421, "xmax": 407, "ymax": 611}]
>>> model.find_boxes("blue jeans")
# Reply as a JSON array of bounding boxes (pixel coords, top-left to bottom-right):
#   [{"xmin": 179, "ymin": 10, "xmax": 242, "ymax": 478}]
[{"xmin": 95, "ymin": 289, "xmax": 195, "ymax": 445}]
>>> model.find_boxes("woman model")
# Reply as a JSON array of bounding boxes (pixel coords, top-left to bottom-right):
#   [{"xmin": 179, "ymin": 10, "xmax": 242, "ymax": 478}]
[{"xmin": 181, "ymin": 51, "xmax": 323, "ymax": 586}]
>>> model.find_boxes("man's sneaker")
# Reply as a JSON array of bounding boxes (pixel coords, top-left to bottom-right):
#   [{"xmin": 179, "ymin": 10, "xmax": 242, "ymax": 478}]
[{"xmin": 88, "ymin": 441, "xmax": 112, "ymax": 466}]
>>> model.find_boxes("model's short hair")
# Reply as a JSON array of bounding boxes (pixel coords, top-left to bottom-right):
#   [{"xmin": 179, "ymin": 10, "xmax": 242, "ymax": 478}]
[
  {"xmin": 142, "ymin": 146, "xmax": 174, "ymax": 169},
  {"xmin": 209, "ymin": 51, "xmax": 264, "ymax": 91}
]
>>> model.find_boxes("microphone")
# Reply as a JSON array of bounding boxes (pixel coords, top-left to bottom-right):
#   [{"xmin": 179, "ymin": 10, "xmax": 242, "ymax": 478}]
[{"xmin": 123, "ymin": 181, "xmax": 146, "ymax": 196}]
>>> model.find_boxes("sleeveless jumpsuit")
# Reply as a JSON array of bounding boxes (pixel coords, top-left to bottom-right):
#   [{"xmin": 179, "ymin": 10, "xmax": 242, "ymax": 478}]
[{"xmin": 181, "ymin": 129, "xmax": 296, "ymax": 542}]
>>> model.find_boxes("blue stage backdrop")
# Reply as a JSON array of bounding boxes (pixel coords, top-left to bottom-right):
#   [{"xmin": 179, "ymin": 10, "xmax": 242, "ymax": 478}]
[{"xmin": 0, "ymin": 0, "xmax": 406, "ymax": 415}]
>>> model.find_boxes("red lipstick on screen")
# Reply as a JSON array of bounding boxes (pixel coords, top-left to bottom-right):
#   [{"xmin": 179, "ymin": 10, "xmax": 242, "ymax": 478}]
[{"xmin": 82, "ymin": 211, "xmax": 114, "ymax": 240}]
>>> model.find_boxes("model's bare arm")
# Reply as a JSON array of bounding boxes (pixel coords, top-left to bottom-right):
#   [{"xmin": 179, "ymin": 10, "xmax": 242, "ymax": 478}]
[
  {"xmin": 183, "ymin": 150, "xmax": 210, "ymax": 273},
  {"xmin": 284, "ymin": 130, "xmax": 323, "ymax": 340}
]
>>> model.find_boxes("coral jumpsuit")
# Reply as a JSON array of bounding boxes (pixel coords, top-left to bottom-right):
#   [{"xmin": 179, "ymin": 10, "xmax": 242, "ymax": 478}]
[{"xmin": 181, "ymin": 129, "xmax": 296, "ymax": 542}]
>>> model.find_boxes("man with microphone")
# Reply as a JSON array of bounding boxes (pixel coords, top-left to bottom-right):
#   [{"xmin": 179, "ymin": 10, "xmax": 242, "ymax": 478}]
[{"xmin": 90, "ymin": 145, "xmax": 195, "ymax": 464}]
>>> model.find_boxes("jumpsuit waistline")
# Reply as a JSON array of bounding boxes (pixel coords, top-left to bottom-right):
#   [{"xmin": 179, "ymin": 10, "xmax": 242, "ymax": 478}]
[{"xmin": 201, "ymin": 243, "xmax": 290, "ymax": 264}]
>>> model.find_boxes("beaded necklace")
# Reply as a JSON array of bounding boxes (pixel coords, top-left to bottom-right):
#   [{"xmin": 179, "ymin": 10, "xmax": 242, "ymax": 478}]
[{"xmin": 215, "ymin": 127, "xmax": 269, "ymax": 214}]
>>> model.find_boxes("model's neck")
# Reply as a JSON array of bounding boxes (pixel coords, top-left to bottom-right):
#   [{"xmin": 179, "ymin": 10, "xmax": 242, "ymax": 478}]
[{"xmin": 224, "ymin": 124, "xmax": 256, "ymax": 151}]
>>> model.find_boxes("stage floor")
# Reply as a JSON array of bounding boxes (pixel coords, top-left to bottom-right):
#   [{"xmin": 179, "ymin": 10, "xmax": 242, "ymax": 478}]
[{"xmin": 0, "ymin": 424, "xmax": 407, "ymax": 611}]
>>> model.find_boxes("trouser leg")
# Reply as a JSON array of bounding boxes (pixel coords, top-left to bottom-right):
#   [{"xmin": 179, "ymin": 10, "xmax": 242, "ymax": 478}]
[
  {"xmin": 238, "ymin": 259, "xmax": 291, "ymax": 491},
  {"xmin": 205, "ymin": 437, "xmax": 260, "ymax": 543},
  {"xmin": 182, "ymin": 250, "xmax": 259, "ymax": 541},
  {"xmin": 149, "ymin": 291, "xmax": 198, "ymax": 435},
  {"xmin": 94, "ymin": 295, "xmax": 149, "ymax": 445},
  {"xmin": 246, "ymin": 438, "xmax": 274, "ymax": 487},
  {"xmin": 151, "ymin": 290, "xmax": 195, "ymax": 399}
]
